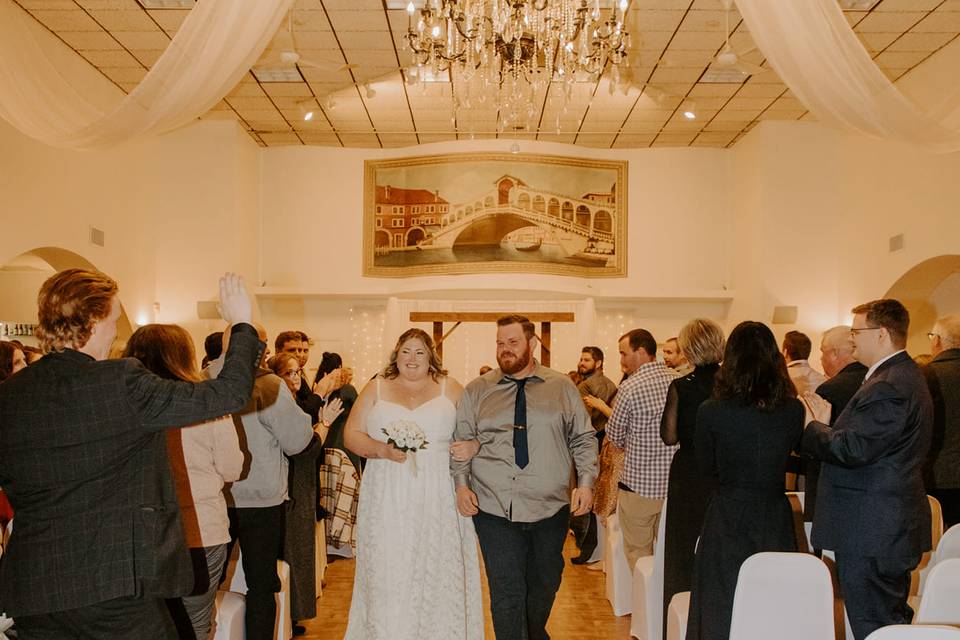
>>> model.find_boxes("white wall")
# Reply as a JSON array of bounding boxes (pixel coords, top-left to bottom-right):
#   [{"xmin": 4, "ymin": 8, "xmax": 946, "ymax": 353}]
[
  {"xmin": 0, "ymin": 117, "xmax": 262, "ymax": 351},
  {"xmin": 3, "ymin": 111, "xmax": 959, "ymax": 376}
]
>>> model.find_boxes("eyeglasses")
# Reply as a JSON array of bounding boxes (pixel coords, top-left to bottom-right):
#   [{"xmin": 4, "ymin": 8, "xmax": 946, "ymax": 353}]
[{"xmin": 850, "ymin": 327, "xmax": 883, "ymax": 335}]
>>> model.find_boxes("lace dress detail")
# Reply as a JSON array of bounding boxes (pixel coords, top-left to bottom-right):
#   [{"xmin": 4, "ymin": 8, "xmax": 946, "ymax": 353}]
[{"xmin": 344, "ymin": 377, "xmax": 483, "ymax": 640}]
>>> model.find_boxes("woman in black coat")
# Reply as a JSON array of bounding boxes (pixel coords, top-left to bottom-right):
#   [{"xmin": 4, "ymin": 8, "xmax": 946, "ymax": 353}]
[
  {"xmin": 686, "ymin": 321, "xmax": 804, "ymax": 640},
  {"xmin": 660, "ymin": 319, "xmax": 725, "ymax": 628}
]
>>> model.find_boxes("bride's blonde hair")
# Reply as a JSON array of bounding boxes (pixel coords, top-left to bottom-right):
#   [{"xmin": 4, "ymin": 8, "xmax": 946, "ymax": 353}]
[{"xmin": 382, "ymin": 328, "xmax": 447, "ymax": 382}]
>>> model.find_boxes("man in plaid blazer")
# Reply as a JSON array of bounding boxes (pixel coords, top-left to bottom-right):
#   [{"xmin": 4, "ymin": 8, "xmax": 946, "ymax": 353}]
[{"xmin": 0, "ymin": 270, "xmax": 263, "ymax": 639}]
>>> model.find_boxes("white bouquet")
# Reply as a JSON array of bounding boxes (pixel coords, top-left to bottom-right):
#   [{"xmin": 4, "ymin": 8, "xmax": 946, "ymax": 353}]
[{"xmin": 382, "ymin": 419, "xmax": 428, "ymax": 476}]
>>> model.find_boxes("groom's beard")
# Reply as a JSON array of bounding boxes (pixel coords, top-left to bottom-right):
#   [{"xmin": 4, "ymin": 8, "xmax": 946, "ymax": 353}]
[{"xmin": 498, "ymin": 343, "xmax": 532, "ymax": 375}]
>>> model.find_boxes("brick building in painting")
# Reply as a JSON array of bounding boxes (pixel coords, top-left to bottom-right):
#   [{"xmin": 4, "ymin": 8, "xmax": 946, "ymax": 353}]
[{"xmin": 374, "ymin": 184, "xmax": 449, "ymax": 249}]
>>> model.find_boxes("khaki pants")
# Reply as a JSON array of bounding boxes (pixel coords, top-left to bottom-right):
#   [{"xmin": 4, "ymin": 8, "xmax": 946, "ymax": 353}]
[{"xmin": 617, "ymin": 491, "xmax": 664, "ymax": 571}]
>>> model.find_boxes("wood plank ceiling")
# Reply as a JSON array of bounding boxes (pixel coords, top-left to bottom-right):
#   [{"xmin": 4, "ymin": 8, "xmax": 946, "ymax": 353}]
[{"xmin": 14, "ymin": 0, "xmax": 960, "ymax": 148}]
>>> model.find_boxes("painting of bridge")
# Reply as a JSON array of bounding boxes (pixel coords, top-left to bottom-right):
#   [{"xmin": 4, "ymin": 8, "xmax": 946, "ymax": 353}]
[{"xmin": 363, "ymin": 153, "xmax": 627, "ymax": 277}]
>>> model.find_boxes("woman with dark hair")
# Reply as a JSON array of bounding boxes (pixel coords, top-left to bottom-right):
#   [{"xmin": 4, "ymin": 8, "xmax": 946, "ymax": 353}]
[
  {"xmin": 686, "ymin": 321, "xmax": 804, "ymax": 640},
  {"xmin": 123, "ymin": 324, "xmax": 243, "ymax": 640},
  {"xmin": 315, "ymin": 351, "xmax": 362, "ymax": 469},
  {"xmin": 0, "ymin": 341, "xmax": 27, "ymax": 382},
  {"xmin": 660, "ymin": 318, "xmax": 725, "ymax": 628},
  {"xmin": 343, "ymin": 329, "xmax": 483, "ymax": 639}
]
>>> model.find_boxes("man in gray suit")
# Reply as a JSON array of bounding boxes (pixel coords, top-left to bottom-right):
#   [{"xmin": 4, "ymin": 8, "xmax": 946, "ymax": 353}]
[{"xmin": 925, "ymin": 314, "xmax": 960, "ymax": 528}]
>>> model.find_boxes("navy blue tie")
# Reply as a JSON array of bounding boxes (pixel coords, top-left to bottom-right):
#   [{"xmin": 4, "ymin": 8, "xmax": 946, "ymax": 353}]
[{"xmin": 506, "ymin": 377, "xmax": 529, "ymax": 469}]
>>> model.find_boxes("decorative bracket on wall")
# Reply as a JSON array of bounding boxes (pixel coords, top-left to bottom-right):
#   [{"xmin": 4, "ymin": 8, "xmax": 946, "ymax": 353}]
[{"xmin": 408, "ymin": 312, "xmax": 576, "ymax": 367}]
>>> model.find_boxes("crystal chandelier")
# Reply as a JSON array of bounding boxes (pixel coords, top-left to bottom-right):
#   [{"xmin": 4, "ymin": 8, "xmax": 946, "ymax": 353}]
[{"xmin": 403, "ymin": 0, "xmax": 631, "ymax": 132}]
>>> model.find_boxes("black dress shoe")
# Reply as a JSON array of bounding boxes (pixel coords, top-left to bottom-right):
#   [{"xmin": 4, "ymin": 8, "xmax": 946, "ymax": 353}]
[
  {"xmin": 293, "ymin": 623, "xmax": 307, "ymax": 636},
  {"xmin": 571, "ymin": 553, "xmax": 594, "ymax": 565}
]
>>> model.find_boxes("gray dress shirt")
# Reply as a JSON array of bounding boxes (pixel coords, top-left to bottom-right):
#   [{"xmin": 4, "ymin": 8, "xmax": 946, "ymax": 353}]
[{"xmin": 452, "ymin": 362, "xmax": 599, "ymax": 523}]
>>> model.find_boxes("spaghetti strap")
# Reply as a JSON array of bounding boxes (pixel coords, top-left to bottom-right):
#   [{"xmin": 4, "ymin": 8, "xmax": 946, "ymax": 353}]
[{"xmin": 375, "ymin": 375, "xmax": 381, "ymax": 401}]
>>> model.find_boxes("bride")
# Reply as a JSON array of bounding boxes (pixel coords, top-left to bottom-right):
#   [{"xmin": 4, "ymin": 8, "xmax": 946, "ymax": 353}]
[{"xmin": 343, "ymin": 329, "xmax": 483, "ymax": 640}]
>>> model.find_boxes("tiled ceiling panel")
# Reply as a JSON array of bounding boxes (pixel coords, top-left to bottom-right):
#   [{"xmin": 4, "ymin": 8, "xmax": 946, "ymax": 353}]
[{"xmin": 14, "ymin": 0, "xmax": 960, "ymax": 148}]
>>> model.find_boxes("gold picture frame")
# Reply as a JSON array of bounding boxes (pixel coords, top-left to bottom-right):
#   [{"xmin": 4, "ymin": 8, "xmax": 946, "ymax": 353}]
[{"xmin": 363, "ymin": 152, "xmax": 627, "ymax": 277}]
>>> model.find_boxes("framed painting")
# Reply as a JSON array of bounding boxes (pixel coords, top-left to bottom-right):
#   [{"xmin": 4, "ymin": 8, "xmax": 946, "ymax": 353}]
[{"xmin": 363, "ymin": 152, "xmax": 627, "ymax": 277}]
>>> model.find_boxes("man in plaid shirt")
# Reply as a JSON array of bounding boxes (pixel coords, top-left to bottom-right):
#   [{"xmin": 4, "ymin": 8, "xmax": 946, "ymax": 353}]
[{"xmin": 606, "ymin": 328, "xmax": 679, "ymax": 570}]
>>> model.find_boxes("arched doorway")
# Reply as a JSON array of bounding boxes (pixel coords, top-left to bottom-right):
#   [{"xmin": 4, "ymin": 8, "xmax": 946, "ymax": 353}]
[
  {"xmin": 498, "ymin": 178, "xmax": 514, "ymax": 205},
  {"xmin": 884, "ymin": 254, "xmax": 960, "ymax": 355},
  {"xmin": 0, "ymin": 247, "xmax": 134, "ymax": 348},
  {"xmin": 375, "ymin": 230, "xmax": 391, "ymax": 248},
  {"xmin": 406, "ymin": 227, "xmax": 426, "ymax": 246}
]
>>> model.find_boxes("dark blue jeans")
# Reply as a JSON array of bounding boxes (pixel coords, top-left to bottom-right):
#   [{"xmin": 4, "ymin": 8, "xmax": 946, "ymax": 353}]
[
  {"xmin": 228, "ymin": 504, "xmax": 285, "ymax": 640},
  {"xmin": 473, "ymin": 506, "xmax": 569, "ymax": 640}
]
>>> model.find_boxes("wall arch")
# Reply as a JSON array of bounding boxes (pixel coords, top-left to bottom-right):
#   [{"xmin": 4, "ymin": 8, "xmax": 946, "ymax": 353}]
[
  {"xmin": 0, "ymin": 247, "xmax": 134, "ymax": 345},
  {"xmin": 884, "ymin": 254, "xmax": 960, "ymax": 355}
]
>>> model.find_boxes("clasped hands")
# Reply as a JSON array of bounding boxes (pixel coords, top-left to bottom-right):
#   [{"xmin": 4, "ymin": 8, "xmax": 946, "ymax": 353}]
[{"xmin": 800, "ymin": 391, "xmax": 831, "ymax": 427}]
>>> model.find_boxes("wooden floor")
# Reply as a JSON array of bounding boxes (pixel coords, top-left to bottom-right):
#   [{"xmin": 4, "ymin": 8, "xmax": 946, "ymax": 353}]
[{"xmin": 303, "ymin": 535, "xmax": 633, "ymax": 639}]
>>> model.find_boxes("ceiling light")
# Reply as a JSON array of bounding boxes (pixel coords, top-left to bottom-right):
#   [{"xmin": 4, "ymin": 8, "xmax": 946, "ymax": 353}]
[
  {"xmin": 682, "ymin": 102, "xmax": 697, "ymax": 120},
  {"xmin": 510, "ymin": 142, "xmax": 520, "ymax": 154},
  {"xmin": 325, "ymin": 96, "xmax": 337, "ymax": 111},
  {"xmin": 404, "ymin": 0, "xmax": 632, "ymax": 133},
  {"xmin": 364, "ymin": 83, "xmax": 376, "ymax": 99},
  {"xmin": 298, "ymin": 99, "xmax": 316, "ymax": 122}
]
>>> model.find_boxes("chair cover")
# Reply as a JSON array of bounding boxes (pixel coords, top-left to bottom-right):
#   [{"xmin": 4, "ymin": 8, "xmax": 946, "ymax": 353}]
[
  {"xmin": 866, "ymin": 625, "xmax": 960, "ymax": 639},
  {"xmin": 212, "ymin": 591, "xmax": 245, "ymax": 640},
  {"xmin": 729, "ymin": 552, "xmax": 834, "ymax": 640},
  {"xmin": 915, "ymin": 558, "xmax": 960, "ymax": 626},
  {"xmin": 666, "ymin": 591, "xmax": 690, "ymax": 640}
]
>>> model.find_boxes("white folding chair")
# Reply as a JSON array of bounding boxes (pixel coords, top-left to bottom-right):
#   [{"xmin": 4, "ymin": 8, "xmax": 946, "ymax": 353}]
[
  {"xmin": 918, "ymin": 523, "xmax": 960, "ymax": 595},
  {"xmin": 867, "ymin": 625, "xmax": 960, "ymax": 639},
  {"xmin": 914, "ymin": 558, "xmax": 960, "ymax": 626},
  {"xmin": 604, "ymin": 513, "xmax": 633, "ymax": 617},
  {"xmin": 729, "ymin": 552, "xmax": 834, "ymax": 640},
  {"xmin": 666, "ymin": 591, "xmax": 690, "ymax": 640},
  {"xmin": 629, "ymin": 497, "xmax": 668, "ymax": 640},
  {"xmin": 224, "ymin": 547, "xmax": 294, "ymax": 640},
  {"xmin": 212, "ymin": 590, "xmax": 245, "ymax": 640}
]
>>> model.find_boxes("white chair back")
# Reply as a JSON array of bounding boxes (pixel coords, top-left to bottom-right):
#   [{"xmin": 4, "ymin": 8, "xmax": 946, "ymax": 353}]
[
  {"xmin": 729, "ymin": 552, "xmax": 834, "ymax": 640},
  {"xmin": 866, "ymin": 625, "xmax": 960, "ymax": 639},
  {"xmin": 666, "ymin": 591, "xmax": 690, "ymax": 640},
  {"xmin": 915, "ymin": 558, "xmax": 960, "ymax": 625},
  {"xmin": 628, "ymin": 496, "xmax": 669, "ymax": 640},
  {"xmin": 604, "ymin": 513, "xmax": 633, "ymax": 617},
  {"xmin": 934, "ymin": 523, "xmax": 960, "ymax": 563}
]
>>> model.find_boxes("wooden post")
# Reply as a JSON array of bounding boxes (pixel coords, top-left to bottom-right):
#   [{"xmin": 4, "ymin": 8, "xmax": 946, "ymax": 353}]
[
  {"xmin": 541, "ymin": 321, "xmax": 551, "ymax": 367},
  {"xmin": 433, "ymin": 321, "xmax": 444, "ymax": 359}
]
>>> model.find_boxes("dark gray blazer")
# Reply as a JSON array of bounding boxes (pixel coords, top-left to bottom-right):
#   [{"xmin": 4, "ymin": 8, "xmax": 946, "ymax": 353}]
[
  {"xmin": 0, "ymin": 323, "xmax": 263, "ymax": 617},
  {"xmin": 803, "ymin": 351, "xmax": 933, "ymax": 557},
  {"xmin": 924, "ymin": 348, "xmax": 960, "ymax": 490}
]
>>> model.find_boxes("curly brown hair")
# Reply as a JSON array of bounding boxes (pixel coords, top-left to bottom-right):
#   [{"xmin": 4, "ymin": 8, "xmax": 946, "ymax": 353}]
[
  {"xmin": 382, "ymin": 328, "xmax": 446, "ymax": 381},
  {"xmin": 36, "ymin": 268, "xmax": 118, "ymax": 353}
]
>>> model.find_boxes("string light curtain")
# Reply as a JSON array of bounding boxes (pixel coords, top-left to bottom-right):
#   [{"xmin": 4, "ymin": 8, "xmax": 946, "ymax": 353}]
[
  {"xmin": 733, "ymin": 0, "xmax": 960, "ymax": 153},
  {"xmin": 0, "ymin": 0, "xmax": 291, "ymax": 149}
]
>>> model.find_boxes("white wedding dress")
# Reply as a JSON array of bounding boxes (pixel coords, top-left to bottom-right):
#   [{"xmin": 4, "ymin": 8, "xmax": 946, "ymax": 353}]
[{"xmin": 344, "ymin": 376, "xmax": 483, "ymax": 640}]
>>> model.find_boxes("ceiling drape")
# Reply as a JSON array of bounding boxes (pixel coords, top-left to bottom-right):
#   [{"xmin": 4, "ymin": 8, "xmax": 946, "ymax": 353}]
[
  {"xmin": 0, "ymin": 0, "xmax": 291, "ymax": 149},
  {"xmin": 735, "ymin": 0, "xmax": 960, "ymax": 153}
]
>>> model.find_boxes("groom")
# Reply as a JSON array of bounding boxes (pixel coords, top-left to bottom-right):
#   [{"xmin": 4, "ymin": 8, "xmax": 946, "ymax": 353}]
[{"xmin": 452, "ymin": 315, "xmax": 598, "ymax": 640}]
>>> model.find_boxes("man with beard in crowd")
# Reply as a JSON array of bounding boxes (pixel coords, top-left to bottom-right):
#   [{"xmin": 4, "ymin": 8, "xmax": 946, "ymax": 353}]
[
  {"xmin": 453, "ymin": 315, "xmax": 598, "ymax": 640},
  {"xmin": 572, "ymin": 346, "xmax": 618, "ymax": 564}
]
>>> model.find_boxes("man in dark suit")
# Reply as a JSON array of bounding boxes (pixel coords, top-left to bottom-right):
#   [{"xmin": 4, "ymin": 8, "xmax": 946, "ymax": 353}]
[
  {"xmin": 803, "ymin": 325, "xmax": 868, "ymax": 523},
  {"xmin": 924, "ymin": 314, "xmax": 960, "ymax": 528},
  {"xmin": 0, "ymin": 269, "xmax": 263, "ymax": 638},
  {"xmin": 802, "ymin": 299, "xmax": 933, "ymax": 640}
]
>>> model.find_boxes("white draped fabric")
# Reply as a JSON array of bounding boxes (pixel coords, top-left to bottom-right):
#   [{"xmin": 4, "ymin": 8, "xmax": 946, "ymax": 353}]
[
  {"xmin": 0, "ymin": 0, "xmax": 291, "ymax": 149},
  {"xmin": 734, "ymin": 0, "xmax": 960, "ymax": 153}
]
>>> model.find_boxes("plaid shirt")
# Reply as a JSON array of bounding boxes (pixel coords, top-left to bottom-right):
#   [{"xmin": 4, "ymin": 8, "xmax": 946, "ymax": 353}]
[{"xmin": 606, "ymin": 361, "xmax": 679, "ymax": 498}]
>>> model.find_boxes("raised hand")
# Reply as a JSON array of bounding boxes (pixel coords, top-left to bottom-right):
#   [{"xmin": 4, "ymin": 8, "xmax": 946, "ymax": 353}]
[
  {"xmin": 217, "ymin": 273, "xmax": 252, "ymax": 326},
  {"xmin": 321, "ymin": 396, "xmax": 344, "ymax": 426}
]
